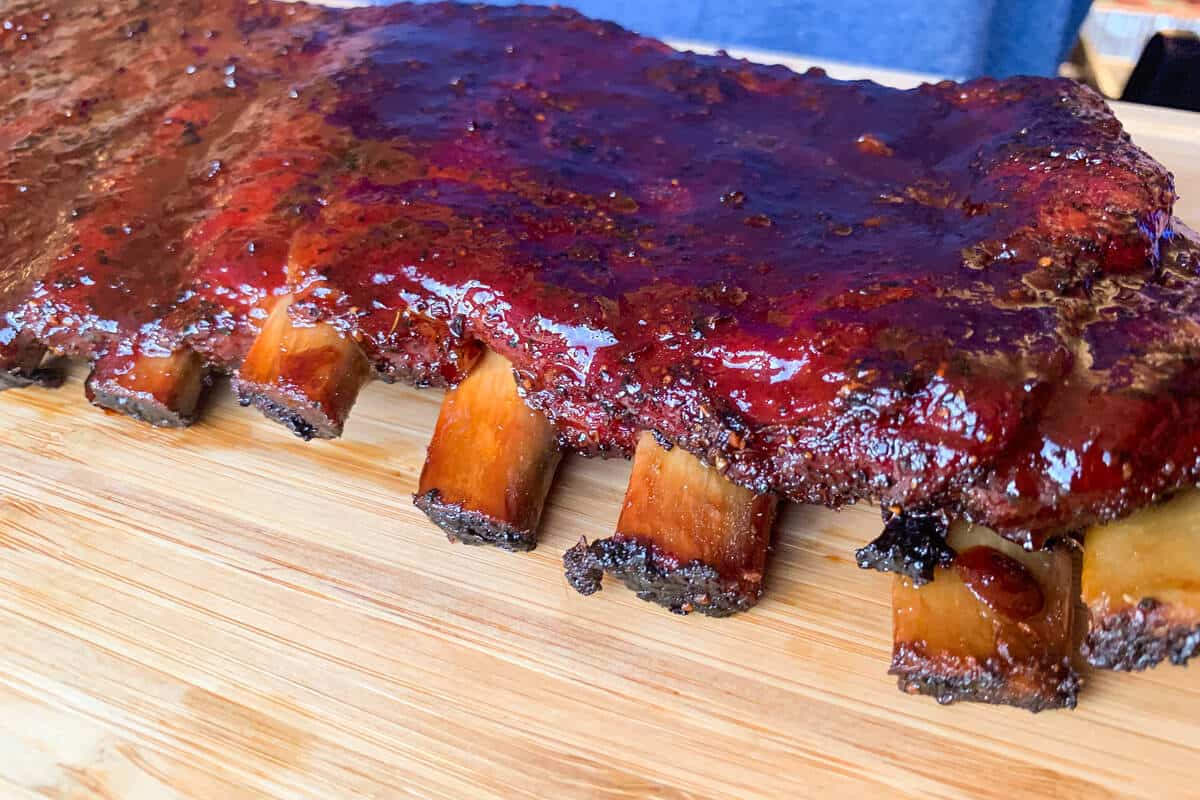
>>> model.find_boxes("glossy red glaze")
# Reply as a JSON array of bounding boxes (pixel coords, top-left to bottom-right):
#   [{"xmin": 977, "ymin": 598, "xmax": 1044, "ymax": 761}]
[
  {"xmin": 954, "ymin": 546, "xmax": 1045, "ymax": 621},
  {"xmin": 1, "ymin": 0, "xmax": 1193, "ymax": 540}
]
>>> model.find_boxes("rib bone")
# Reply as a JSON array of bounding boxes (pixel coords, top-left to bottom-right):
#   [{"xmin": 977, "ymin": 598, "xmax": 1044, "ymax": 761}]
[
  {"xmin": 890, "ymin": 521, "xmax": 1080, "ymax": 711},
  {"xmin": 86, "ymin": 347, "xmax": 209, "ymax": 427},
  {"xmin": 415, "ymin": 348, "xmax": 561, "ymax": 551},
  {"xmin": 234, "ymin": 295, "xmax": 371, "ymax": 439},
  {"xmin": 1082, "ymin": 491, "xmax": 1200, "ymax": 670},
  {"xmin": 564, "ymin": 432, "xmax": 778, "ymax": 616}
]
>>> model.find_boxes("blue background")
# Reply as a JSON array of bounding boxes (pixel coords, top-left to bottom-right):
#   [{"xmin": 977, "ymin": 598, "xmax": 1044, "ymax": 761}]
[{"xmin": 385, "ymin": 0, "xmax": 1093, "ymax": 78}]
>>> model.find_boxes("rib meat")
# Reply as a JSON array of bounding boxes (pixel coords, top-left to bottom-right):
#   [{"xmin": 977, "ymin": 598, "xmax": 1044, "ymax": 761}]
[{"xmin": 1, "ymin": 0, "xmax": 1190, "ymax": 547}]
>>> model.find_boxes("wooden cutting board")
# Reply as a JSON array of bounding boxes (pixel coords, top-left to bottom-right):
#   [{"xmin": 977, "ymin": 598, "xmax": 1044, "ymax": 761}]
[{"xmin": 0, "ymin": 81, "xmax": 1197, "ymax": 797}]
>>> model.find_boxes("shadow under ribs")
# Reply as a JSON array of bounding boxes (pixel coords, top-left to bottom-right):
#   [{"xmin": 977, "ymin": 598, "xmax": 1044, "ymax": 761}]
[
  {"xmin": 564, "ymin": 432, "xmax": 778, "ymax": 616},
  {"xmin": 1082, "ymin": 491, "xmax": 1200, "ymax": 670},
  {"xmin": 86, "ymin": 347, "xmax": 209, "ymax": 427},
  {"xmin": 234, "ymin": 296, "xmax": 371, "ymax": 440},
  {"xmin": 415, "ymin": 348, "xmax": 561, "ymax": 551},
  {"xmin": 891, "ymin": 522, "xmax": 1080, "ymax": 711},
  {"xmin": 0, "ymin": 330, "xmax": 55, "ymax": 390}
]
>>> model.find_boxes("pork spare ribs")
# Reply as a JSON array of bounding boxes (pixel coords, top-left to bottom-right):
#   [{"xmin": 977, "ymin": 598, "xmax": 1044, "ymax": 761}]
[{"xmin": 4, "ymin": 0, "xmax": 1199, "ymax": 709}]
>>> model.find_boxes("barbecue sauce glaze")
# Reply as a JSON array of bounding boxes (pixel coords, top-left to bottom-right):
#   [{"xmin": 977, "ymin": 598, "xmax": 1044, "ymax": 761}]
[{"xmin": 2, "ymin": 0, "xmax": 1191, "ymax": 542}]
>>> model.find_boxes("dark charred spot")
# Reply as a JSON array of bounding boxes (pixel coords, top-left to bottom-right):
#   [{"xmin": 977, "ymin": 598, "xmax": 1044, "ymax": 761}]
[
  {"xmin": 1085, "ymin": 599, "xmax": 1200, "ymax": 671},
  {"xmin": 180, "ymin": 121, "xmax": 202, "ymax": 146},
  {"xmin": 119, "ymin": 18, "xmax": 149, "ymax": 39},
  {"xmin": 416, "ymin": 489, "xmax": 538, "ymax": 551},
  {"xmin": 855, "ymin": 508, "xmax": 955, "ymax": 585},
  {"xmin": 564, "ymin": 536, "xmax": 760, "ymax": 616}
]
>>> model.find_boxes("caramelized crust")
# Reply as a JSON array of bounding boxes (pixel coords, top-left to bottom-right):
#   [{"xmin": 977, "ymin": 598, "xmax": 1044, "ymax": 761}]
[
  {"xmin": 86, "ymin": 348, "xmax": 209, "ymax": 427},
  {"xmin": 234, "ymin": 296, "xmax": 371, "ymax": 439},
  {"xmin": 1082, "ymin": 491, "xmax": 1200, "ymax": 670},
  {"xmin": 565, "ymin": 433, "xmax": 777, "ymax": 616},
  {"xmin": 891, "ymin": 522, "xmax": 1080, "ymax": 711},
  {"xmin": 415, "ymin": 349, "xmax": 561, "ymax": 551}
]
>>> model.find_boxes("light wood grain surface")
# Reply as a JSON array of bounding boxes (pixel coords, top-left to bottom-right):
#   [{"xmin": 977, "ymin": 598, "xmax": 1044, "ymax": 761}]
[{"xmin": 0, "ymin": 82, "xmax": 1197, "ymax": 799}]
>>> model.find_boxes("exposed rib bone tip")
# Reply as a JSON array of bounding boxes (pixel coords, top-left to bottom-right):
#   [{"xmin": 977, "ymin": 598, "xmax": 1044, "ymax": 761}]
[
  {"xmin": 415, "ymin": 348, "xmax": 561, "ymax": 550},
  {"xmin": 86, "ymin": 346, "xmax": 210, "ymax": 427},
  {"xmin": 568, "ymin": 432, "xmax": 777, "ymax": 616},
  {"xmin": 890, "ymin": 521, "xmax": 1080, "ymax": 711},
  {"xmin": 1082, "ymin": 491, "xmax": 1200, "ymax": 670},
  {"xmin": 234, "ymin": 295, "xmax": 371, "ymax": 439}
]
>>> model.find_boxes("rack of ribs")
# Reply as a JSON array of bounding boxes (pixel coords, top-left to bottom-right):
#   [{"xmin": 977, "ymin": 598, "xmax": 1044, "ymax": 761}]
[{"xmin": 4, "ymin": 0, "xmax": 1199, "ymax": 710}]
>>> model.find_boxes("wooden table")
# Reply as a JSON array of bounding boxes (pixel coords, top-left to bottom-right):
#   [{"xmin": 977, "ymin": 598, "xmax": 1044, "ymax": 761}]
[{"xmin": 0, "ymin": 55, "xmax": 1197, "ymax": 799}]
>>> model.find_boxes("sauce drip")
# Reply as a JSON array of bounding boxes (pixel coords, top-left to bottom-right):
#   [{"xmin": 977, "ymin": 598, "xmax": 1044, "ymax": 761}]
[{"xmin": 955, "ymin": 546, "xmax": 1045, "ymax": 621}]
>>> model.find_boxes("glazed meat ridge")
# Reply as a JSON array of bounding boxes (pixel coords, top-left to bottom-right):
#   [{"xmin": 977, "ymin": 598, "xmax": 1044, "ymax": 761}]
[
  {"xmin": 4, "ymin": 0, "xmax": 1199, "ymax": 708},
  {"xmin": 3, "ymin": 0, "xmax": 1182, "ymax": 534}
]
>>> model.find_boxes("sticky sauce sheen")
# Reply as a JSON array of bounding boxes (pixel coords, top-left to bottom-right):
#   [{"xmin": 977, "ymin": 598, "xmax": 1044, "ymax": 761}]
[
  {"xmin": 1, "ymin": 0, "xmax": 1195, "ymax": 541},
  {"xmin": 955, "ymin": 546, "xmax": 1045, "ymax": 621}
]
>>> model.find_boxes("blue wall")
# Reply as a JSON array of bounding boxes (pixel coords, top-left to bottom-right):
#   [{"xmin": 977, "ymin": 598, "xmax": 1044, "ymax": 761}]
[{"xmin": 386, "ymin": 0, "xmax": 1092, "ymax": 78}]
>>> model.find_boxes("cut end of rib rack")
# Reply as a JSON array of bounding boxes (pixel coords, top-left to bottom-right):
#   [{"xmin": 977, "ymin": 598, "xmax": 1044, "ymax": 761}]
[
  {"xmin": 0, "ymin": 329, "xmax": 61, "ymax": 390},
  {"xmin": 890, "ymin": 521, "xmax": 1080, "ymax": 712},
  {"xmin": 1082, "ymin": 490, "xmax": 1200, "ymax": 671},
  {"xmin": 86, "ymin": 347, "xmax": 210, "ymax": 427},
  {"xmin": 234, "ymin": 296, "xmax": 371, "ymax": 439},
  {"xmin": 415, "ymin": 348, "xmax": 561, "ymax": 551},
  {"xmin": 565, "ymin": 432, "xmax": 777, "ymax": 616}
]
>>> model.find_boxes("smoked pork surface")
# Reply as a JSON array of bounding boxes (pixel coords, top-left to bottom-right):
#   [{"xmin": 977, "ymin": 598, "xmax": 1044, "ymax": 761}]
[{"xmin": 1, "ymin": 0, "xmax": 1190, "ymax": 543}]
